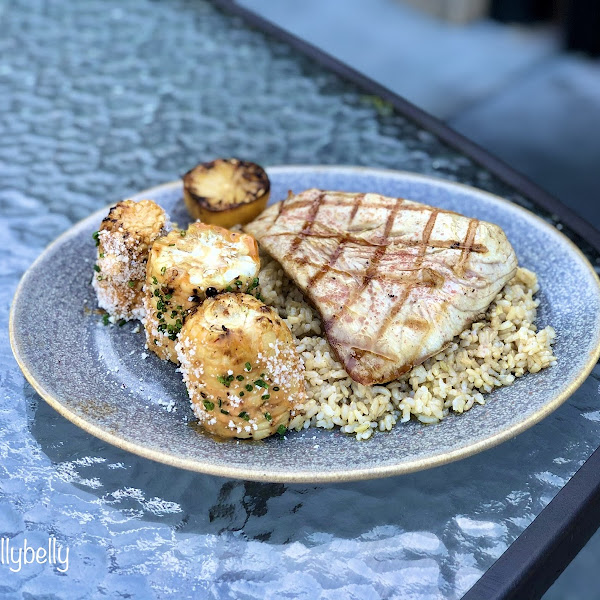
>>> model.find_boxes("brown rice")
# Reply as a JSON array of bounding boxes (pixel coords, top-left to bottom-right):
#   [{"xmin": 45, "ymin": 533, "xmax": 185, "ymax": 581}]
[{"xmin": 256, "ymin": 254, "xmax": 557, "ymax": 440}]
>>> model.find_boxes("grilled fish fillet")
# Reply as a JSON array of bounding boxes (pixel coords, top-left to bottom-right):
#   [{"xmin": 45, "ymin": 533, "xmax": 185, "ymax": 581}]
[{"xmin": 245, "ymin": 189, "xmax": 518, "ymax": 385}]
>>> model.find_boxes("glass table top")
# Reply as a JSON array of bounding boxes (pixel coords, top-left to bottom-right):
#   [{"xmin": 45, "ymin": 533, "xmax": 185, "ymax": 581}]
[{"xmin": 1, "ymin": 0, "xmax": 599, "ymax": 597}]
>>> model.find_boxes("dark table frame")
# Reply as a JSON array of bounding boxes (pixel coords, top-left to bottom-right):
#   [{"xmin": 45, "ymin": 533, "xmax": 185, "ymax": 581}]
[{"xmin": 212, "ymin": 2, "xmax": 600, "ymax": 597}]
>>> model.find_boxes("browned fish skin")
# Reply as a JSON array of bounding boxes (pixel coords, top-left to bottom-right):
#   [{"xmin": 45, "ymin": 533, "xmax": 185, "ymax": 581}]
[{"xmin": 245, "ymin": 189, "xmax": 518, "ymax": 385}]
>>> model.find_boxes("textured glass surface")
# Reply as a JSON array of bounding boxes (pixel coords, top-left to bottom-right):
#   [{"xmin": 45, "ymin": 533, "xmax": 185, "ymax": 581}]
[{"xmin": 1, "ymin": 0, "xmax": 599, "ymax": 597}]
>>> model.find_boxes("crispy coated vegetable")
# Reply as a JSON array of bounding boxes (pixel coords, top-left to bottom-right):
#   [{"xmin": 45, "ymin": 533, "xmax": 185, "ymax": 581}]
[
  {"xmin": 176, "ymin": 293, "xmax": 306, "ymax": 440},
  {"xmin": 92, "ymin": 199, "xmax": 169, "ymax": 321},
  {"xmin": 143, "ymin": 223, "xmax": 260, "ymax": 362},
  {"xmin": 182, "ymin": 158, "xmax": 270, "ymax": 228}
]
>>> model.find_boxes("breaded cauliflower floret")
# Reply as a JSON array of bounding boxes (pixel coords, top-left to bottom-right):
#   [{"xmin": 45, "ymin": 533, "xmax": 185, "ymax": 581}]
[
  {"xmin": 143, "ymin": 223, "xmax": 261, "ymax": 362},
  {"xmin": 92, "ymin": 199, "xmax": 170, "ymax": 321},
  {"xmin": 176, "ymin": 293, "xmax": 306, "ymax": 439}
]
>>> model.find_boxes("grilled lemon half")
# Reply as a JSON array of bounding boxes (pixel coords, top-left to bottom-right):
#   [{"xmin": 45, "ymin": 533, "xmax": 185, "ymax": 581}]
[{"xmin": 182, "ymin": 158, "xmax": 270, "ymax": 227}]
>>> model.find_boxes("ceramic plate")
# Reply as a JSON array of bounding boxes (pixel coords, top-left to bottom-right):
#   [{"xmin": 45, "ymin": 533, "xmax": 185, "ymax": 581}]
[{"xmin": 10, "ymin": 166, "xmax": 600, "ymax": 482}]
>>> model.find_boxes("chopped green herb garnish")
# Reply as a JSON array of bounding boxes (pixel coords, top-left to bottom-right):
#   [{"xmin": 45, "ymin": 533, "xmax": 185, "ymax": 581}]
[
  {"xmin": 154, "ymin": 289, "xmax": 160, "ymax": 297},
  {"xmin": 256, "ymin": 293, "xmax": 264, "ymax": 301},
  {"xmin": 160, "ymin": 266, "xmax": 166, "ymax": 275},
  {"xmin": 254, "ymin": 379, "xmax": 268, "ymax": 389},
  {"xmin": 92, "ymin": 231, "xmax": 100, "ymax": 246},
  {"xmin": 102, "ymin": 313, "xmax": 110, "ymax": 326},
  {"xmin": 99, "ymin": 252, "xmax": 104, "ymax": 258},
  {"xmin": 234, "ymin": 279, "xmax": 242, "ymax": 288},
  {"xmin": 221, "ymin": 409, "xmax": 230, "ymax": 415},
  {"xmin": 272, "ymin": 386, "xmax": 280, "ymax": 392},
  {"xmin": 165, "ymin": 293, "xmax": 172, "ymax": 300},
  {"xmin": 117, "ymin": 319, "xmax": 126, "ymax": 327},
  {"xmin": 225, "ymin": 286, "xmax": 233, "ymax": 292},
  {"xmin": 203, "ymin": 400, "xmax": 214, "ymax": 411},
  {"xmin": 168, "ymin": 243, "xmax": 175, "ymax": 246},
  {"xmin": 265, "ymin": 412, "xmax": 272, "ymax": 422},
  {"xmin": 217, "ymin": 375, "xmax": 231, "ymax": 387},
  {"xmin": 180, "ymin": 230, "xmax": 187, "ymax": 237},
  {"xmin": 96, "ymin": 274, "xmax": 103, "ymax": 281},
  {"xmin": 128, "ymin": 280, "xmax": 136, "ymax": 288},
  {"xmin": 247, "ymin": 277, "xmax": 259, "ymax": 292},
  {"xmin": 261, "ymin": 394, "xmax": 270, "ymax": 400},
  {"xmin": 245, "ymin": 384, "xmax": 253, "ymax": 392},
  {"xmin": 244, "ymin": 362, "xmax": 252, "ymax": 371},
  {"xmin": 277, "ymin": 424, "xmax": 287, "ymax": 436},
  {"xmin": 152, "ymin": 276, "xmax": 158, "ymax": 285},
  {"xmin": 239, "ymin": 391, "xmax": 245, "ymax": 397},
  {"xmin": 238, "ymin": 411, "xmax": 250, "ymax": 421},
  {"xmin": 236, "ymin": 375, "xmax": 244, "ymax": 381},
  {"xmin": 93, "ymin": 264, "xmax": 100, "ymax": 272}
]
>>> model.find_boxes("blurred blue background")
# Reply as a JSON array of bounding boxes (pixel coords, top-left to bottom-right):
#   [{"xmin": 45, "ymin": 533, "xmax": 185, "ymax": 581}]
[
  {"xmin": 240, "ymin": 0, "xmax": 600, "ymax": 231},
  {"xmin": 238, "ymin": 0, "xmax": 600, "ymax": 597}
]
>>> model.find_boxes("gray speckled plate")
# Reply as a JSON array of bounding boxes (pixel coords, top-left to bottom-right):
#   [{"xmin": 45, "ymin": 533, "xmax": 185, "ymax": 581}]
[{"xmin": 10, "ymin": 166, "xmax": 600, "ymax": 483}]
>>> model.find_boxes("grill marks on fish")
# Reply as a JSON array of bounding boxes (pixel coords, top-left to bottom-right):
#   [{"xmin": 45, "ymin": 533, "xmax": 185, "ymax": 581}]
[
  {"xmin": 308, "ymin": 193, "xmax": 366, "ymax": 288},
  {"xmin": 262, "ymin": 192, "xmax": 478, "ymax": 331},
  {"xmin": 246, "ymin": 189, "xmax": 518, "ymax": 384},
  {"xmin": 260, "ymin": 229, "xmax": 488, "ymax": 254},
  {"xmin": 272, "ymin": 192, "xmax": 463, "ymax": 367},
  {"xmin": 275, "ymin": 195, "xmax": 287, "ymax": 222},
  {"xmin": 286, "ymin": 191, "xmax": 325, "ymax": 258},
  {"xmin": 455, "ymin": 218, "xmax": 479, "ymax": 277},
  {"xmin": 263, "ymin": 194, "xmax": 488, "ymax": 255},
  {"xmin": 327, "ymin": 198, "xmax": 404, "ymax": 340},
  {"xmin": 348, "ymin": 208, "xmax": 445, "ymax": 369},
  {"xmin": 279, "ymin": 196, "xmax": 459, "ymax": 216}
]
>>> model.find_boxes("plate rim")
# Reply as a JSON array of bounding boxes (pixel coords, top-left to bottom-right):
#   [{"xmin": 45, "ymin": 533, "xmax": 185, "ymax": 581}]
[{"xmin": 10, "ymin": 165, "xmax": 600, "ymax": 483}]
